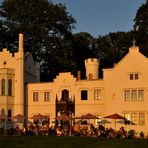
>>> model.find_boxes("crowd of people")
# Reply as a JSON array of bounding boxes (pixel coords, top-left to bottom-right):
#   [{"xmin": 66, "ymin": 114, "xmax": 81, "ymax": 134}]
[{"xmin": 0, "ymin": 122, "xmax": 143, "ymax": 139}]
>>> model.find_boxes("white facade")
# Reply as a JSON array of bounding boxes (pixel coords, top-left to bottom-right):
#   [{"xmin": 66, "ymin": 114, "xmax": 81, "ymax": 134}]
[
  {"xmin": 0, "ymin": 34, "xmax": 148, "ymax": 135},
  {"xmin": 0, "ymin": 33, "xmax": 40, "ymax": 118}
]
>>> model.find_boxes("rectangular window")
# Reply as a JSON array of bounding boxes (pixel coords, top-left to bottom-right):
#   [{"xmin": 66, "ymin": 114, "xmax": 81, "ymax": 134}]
[
  {"xmin": 130, "ymin": 74, "xmax": 133, "ymax": 80},
  {"xmin": 94, "ymin": 90, "xmax": 101, "ymax": 100},
  {"xmin": 131, "ymin": 113, "xmax": 138, "ymax": 125},
  {"xmin": 124, "ymin": 90, "xmax": 130, "ymax": 102},
  {"xmin": 130, "ymin": 73, "xmax": 139, "ymax": 80},
  {"xmin": 33, "ymin": 92, "xmax": 39, "ymax": 102},
  {"xmin": 44, "ymin": 92, "xmax": 50, "ymax": 102},
  {"xmin": 135, "ymin": 74, "xmax": 139, "ymax": 80},
  {"xmin": 124, "ymin": 113, "xmax": 131, "ymax": 124},
  {"xmin": 124, "ymin": 89, "xmax": 144, "ymax": 102},
  {"xmin": 138, "ymin": 90, "xmax": 144, "ymax": 101},
  {"xmin": 124, "ymin": 113, "xmax": 131, "ymax": 121},
  {"xmin": 81, "ymin": 90, "xmax": 88, "ymax": 100},
  {"xmin": 131, "ymin": 90, "xmax": 137, "ymax": 102},
  {"xmin": 139, "ymin": 113, "xmax": 145, "ymax": 125}
]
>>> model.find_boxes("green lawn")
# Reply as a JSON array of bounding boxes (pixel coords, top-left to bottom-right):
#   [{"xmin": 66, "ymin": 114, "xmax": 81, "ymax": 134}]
[{"xmin": 0, "ymin": 135, "xmax": 148, "ymax": 148}]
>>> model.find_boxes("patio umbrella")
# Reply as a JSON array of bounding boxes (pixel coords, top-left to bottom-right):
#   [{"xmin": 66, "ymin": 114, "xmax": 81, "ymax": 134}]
[
  {"xmin": 30, "ymin": 114, "xmax": 45, "ymax": 120},
  {"xmin": 0, "ymin": 114, "xmax": 8, "ymax": 120},
  {"xmin": 12, "ymin": 114, "xmax": 25, "ymax": 120},
  {"xmin": 43, "ymin": 115, "xmax": 50, "ymax": 120},
  {"xmin": 104, "ymin": 113, "xmax": 126, "ymax": 129},
  {"xmin": 55, "ymin": 114, "xmax": 71, "ymax": 121},
  {"xmin": 81, "ymin": 113, "xmax": 99, "ymax": 119},
  {"xmin": 12, "ymin": 114, "xmax": 26, "ymax": 123}
]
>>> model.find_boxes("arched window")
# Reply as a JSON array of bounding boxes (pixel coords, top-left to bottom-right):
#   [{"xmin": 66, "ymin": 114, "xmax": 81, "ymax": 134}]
[
  {"xmin": 8, "ymin": 109, "xmax": 12, "ymax": 121},
  {"xmin": 89, "ymin": 73, "xmax": 93, "ymax": 80},
  {"xmin": 1, "ymin": 109, "xmax": 5, "ymax": 121},
  {"xmin": 2, "ymin": 79, "xmax": 5, "ymax": 96},
  {"xmin": 1, "ymin": 108, "xmax": 5, "ymax": 115},
  {"xmin": 61, "ymin": 89, "xmax": 69, "ymax": 101},
  {"xmin": 8, "ymin": 79, "xmax": 12, "ymax": 96}
]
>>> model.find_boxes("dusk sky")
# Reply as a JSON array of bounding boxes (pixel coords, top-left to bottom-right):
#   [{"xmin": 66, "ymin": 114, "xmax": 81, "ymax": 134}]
[{"xmin": 53, "ymin": 0, "xmax": 145, "ymax": 37}]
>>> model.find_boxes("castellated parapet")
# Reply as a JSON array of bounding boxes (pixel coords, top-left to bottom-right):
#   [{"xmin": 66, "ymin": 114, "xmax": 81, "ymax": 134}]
[{"xmin": 85, "ymin": 58, "xmax": 99, "ymax": 80}]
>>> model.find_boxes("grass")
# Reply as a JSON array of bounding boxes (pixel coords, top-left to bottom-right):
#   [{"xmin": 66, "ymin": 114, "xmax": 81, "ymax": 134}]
[{"xmin": 0, "ymin": 135, "xmax": 148, "ymax": 148}]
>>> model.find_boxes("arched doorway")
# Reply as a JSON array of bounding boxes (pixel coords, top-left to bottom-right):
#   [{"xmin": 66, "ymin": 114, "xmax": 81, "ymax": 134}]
[{"xmin": 55, "ymin": 89, "xmax": 75, "ymax": 126}]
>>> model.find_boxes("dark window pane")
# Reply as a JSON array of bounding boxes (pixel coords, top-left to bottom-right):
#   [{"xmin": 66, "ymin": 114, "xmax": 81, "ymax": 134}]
[
  {"xmin": 81, "ymin": 90, "xmax": 88, "ymax": 100},
  {"xmin": 2, "ymin": 79, "xmax": 5, "ymax": 95},
  {"xmin": 8, "ymin": 79, "xmax": 12, "ymax": 96},
  {"xmin": 135, "ymin": 74, "xmax": 138, "ymax": 80},
  {"xmin": 130, "ymin": 74, "xmax": 133, "ymax": 80}
]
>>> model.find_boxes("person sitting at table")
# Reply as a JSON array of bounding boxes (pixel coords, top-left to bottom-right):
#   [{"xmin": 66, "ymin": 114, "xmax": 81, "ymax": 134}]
[{"xmin": 56, "ymin": 126, "xmax": 62, "ymax": 136}]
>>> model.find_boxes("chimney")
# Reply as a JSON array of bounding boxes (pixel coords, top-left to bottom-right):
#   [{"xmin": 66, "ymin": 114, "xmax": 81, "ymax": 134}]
[{"xmin": 77, "ymin": 71, "xmax": 81, "ymax": 80}]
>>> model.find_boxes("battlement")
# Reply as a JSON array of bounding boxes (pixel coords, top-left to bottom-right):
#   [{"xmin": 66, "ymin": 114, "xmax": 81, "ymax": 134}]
[
  {"xmin": 0, "ymin": 48, "xmax": 13, "ymax": 57},
  {"xmin": 85, "ymin": 58, "xmax": 99, "ymax": 65}
]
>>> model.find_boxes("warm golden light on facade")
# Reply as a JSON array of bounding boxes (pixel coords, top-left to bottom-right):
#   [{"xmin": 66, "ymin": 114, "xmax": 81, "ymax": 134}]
[{"xmin": 0, "ymin": 34, "xmax": 148, "ymax": 135}]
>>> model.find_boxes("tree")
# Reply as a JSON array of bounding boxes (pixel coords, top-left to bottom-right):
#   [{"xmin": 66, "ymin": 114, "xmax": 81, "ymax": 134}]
[
  {"xmin": 71, "ymin": 32, "xmax": 94, "ymax": 79},
  {"xmin": 0, "ymin": 20, "xmax": 8, "ymax": 49},
  {"xmin": 134, "ymin": 1, "xmax": 148, "ymax": 33},
  {"xmin": 0, "ymin": 0, "xmax": 76, "ymax": 81},
  {"xmin": 93, "ymin": 31, "xmax": 136, "ymax": 78},
  {"xmin": 134, "ymin": 1, "xmax": 148, "ymax": 57},
  {"xmin": 94, "ymin": 32, "xmax": 124, "ymax": 66}
]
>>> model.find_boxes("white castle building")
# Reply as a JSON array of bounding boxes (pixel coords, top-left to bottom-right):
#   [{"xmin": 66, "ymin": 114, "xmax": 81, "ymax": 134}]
[{"xmin": 0, "ymin": 33, "xmax": 148, "ymax": 135}]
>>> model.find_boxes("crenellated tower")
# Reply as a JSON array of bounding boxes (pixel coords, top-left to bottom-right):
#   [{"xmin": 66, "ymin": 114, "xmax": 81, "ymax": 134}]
[{"xmin": 85, "ymin": 58, "xmax": 99, "ymax": 80}]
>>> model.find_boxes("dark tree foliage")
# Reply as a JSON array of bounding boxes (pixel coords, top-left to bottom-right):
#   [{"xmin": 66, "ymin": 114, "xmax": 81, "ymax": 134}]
[
  {"xmin": 94, "ymin": 32, "xmax": 132, "ymax": 67},
  {"xmin": 92, "ymin": 31, "xmax": 136, "ymax": 78},
  {"xmin": 134, "ymin": 1, "xmax": 148, "ymax": 33},
  {"xmin": 71, "ymin": 32, "xmax": 94, "ymax": 79},
  {"xmin": 134, "ymin": 1, "xmax": 148, "ymax": 57},
  {"xmin": 71, "ymin": 31, "xmax": 137, "ymax": 79},
  {"xmin": 0, "ymin": 0, "xmax": 76, "ymax": 81},
  {"xmin": 0, "ymin": 20, "xmax": 8, "ymax": 49},
  {"xmin": 0, "ymin": 0, "xmax": 147, "ymax": 81}
]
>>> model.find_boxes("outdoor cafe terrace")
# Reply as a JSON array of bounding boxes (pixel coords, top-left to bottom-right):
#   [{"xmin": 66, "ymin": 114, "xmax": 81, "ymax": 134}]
[{"xmin": 0, "ymin": 113, "xmax": 146, "ymax": 139}]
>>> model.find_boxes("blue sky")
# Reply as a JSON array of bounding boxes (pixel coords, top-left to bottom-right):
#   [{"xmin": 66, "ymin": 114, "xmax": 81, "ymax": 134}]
[
  {"xmin": 53, "ymin": 0, "xmax": 145, "ymax": 37},
  {"xmin": 0, "ymin": 0, "xmax": 146, "ymax": 37}
]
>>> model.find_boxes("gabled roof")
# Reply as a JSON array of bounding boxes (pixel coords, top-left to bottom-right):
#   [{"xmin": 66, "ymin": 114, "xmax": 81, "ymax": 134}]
[{"xmin": 103, "ymin": 45, "xmax": 148, "ymax": 72}]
